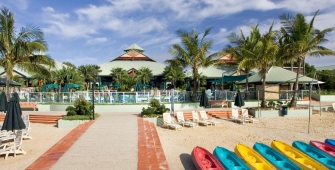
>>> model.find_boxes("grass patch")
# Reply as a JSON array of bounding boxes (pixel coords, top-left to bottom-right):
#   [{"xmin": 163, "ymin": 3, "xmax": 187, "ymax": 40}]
[{"xmin": 62, "ymin": 113, "xmax": 100, "ymax": 120}]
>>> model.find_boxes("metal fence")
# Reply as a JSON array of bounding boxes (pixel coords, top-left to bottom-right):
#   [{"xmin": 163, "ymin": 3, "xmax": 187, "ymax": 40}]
[{"xmin": 15, "ymin": 89, "xmax": 310, "ymax": 104}]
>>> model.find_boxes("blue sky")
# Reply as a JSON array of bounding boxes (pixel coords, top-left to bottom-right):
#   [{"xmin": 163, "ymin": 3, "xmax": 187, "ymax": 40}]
[{"xmin": 1, "ymin": 0, "xmax": 335, "ymax": 67}]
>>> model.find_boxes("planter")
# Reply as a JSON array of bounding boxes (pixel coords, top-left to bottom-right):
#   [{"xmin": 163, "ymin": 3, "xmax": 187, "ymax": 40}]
[
  {"xmin": 58, "ymin": 119, "xmax": 90, "ymax": 128},
  {"xmin": 143, "ymin": 117, "xmax": 163, "ymax": 126}
]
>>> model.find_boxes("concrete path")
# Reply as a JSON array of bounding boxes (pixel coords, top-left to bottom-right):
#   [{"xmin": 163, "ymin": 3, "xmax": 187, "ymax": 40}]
[{"xmin": 50, "ymin": 112, "xmax": 138, "ymax": 170}]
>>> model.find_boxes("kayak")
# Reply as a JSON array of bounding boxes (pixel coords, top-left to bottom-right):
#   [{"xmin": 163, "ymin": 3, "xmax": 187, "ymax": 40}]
[
  {"xmin": 213, "ymin": 146, "xmax": 250, "ymax": 170},
  {"xmin": 253, "ymin": 142, "xmax": 301, "ymax": 170},
  {"xmin": 325, "ymin": 139, "xmax": 335, "ymax": 147},
  {"xmin": 293, "ymin": 140, "xmax": 335, "ymax": 169},
  {"xmin": 310, "ymin": 140, "xmax": 335, "ymax": 158},
  {"xmin": 234, "ymin": 143, "xmax": 276, "ymax": 170},
  {"xmin": 271, "ymin": 140, "xmax": 328, "ymax": 170},
  {"xmin": 191, "ymin": 146, "xmax": 225, "ymax": 170}
]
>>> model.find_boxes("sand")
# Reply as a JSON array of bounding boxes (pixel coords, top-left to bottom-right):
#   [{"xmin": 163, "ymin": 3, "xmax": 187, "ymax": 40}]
[
  {"xmin": 0, "ymin": 112, "xmax": 334, "ymax": 170},
  {"xmin": 0, "ymin": 123, "xmax": 74, "ymax": 170},
  {"xmin": 157, "ymin": 111, "xmax": 335, "ymax": 169}
]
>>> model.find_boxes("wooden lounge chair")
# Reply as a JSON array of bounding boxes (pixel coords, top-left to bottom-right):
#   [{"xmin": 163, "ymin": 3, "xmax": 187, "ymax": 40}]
[
  {"xmin": 176, "ymin": 111, "xmax": 197, "ymax": 128},
  {"xmin": 162, "ymin": 113, "xmax": 183, "ymax": 130},
  {"xmin": 191, "ymin": 111, "xmax": 212, "ymax": 127},
  {"xmin": 199, "ymin": 111, "xmax": 221, "ymax": 126}
]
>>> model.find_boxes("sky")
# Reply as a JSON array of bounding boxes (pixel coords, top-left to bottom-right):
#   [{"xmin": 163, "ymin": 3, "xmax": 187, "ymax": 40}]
[{"xmin": 1, "ymin": 0, "xmax": 335, "ymax": 68}]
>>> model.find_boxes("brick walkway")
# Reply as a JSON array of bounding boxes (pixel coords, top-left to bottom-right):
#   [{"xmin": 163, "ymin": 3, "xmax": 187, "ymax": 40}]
[
  {"xmin": 26, "ymin": 120, "xmax": 94, "ymax": 170},
  {"xmin": 25, "ymin": 114, "xmax": 168, "ymax": 169},
  {"xmin": 138, "ymin": 118, "xmax": 169, "ymax": 170}
]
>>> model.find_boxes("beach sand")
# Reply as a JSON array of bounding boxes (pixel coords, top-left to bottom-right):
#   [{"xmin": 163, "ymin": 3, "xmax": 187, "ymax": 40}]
[
  {"xmin": 157, "ymin": 111, "xmax": 335, "ymax": 169},
  {"xmin": 0, "ymin": 112, "xmax": 334, "ymax": 170},
  {"xmin": 0, "ymin": 123, "xmax": 74, "ymax": 170}
]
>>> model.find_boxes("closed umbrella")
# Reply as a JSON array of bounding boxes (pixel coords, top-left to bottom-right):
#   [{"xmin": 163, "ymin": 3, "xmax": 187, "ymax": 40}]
[
  {"xmin": 199, "ymin": 89, "xmax": 210, "ymax": 108},
  {"xmin": 211, "ymin": 84, "xmax": 215, "ymax": 92},
  {"xmin": 234, "ymin": 90, "xmax": 245, "ymax": 108},
  {"xmin": 63, "ymin": 84, "xmax": 69, "ymax": 92},
  {"xmin": 0, "ymin": 91, "xmax": 7, "ymax": 113},
  {"xmin": 134, "ymin": 81, "xmax": 141, "ymax": 92},
  {"xmin": 42, "ymin": 84, "xmax": 48, "ymax": 92},
  {"xmin": 186, "ymin": 80, "xmax": 191, "ymax": 91},
  {"xmin": 230, "ymin": 81, "xmax": 236, "ymax": 91},
  {"xmin": 1, "ymin": 92, "xmax": 25, "ymax": 131}
]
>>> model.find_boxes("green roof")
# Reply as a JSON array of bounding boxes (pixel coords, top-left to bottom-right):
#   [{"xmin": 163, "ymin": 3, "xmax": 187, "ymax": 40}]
[
  {"xmin": 238, "ymin": 66, "xmax": 317, "ymax": 84},
  {"xmin": 99, "ymin": 60, "xmax": 166, "ymax": 76},
  {"xmin": 125, "ymin": 43, "xmax": 144, "ymax": 52}
]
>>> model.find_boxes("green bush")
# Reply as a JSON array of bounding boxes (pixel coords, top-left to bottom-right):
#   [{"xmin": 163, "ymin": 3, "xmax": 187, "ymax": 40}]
[
  {"xmin": 141, "ymin": 99, "xmax": 170, "ymax": 117},
  {"xmin": 65, "ymin": 98, "xmax": 93, "ymax": 116},
  {"xmin": 63, "ymin": 113, "xmax": 100, "ymax": 120}
]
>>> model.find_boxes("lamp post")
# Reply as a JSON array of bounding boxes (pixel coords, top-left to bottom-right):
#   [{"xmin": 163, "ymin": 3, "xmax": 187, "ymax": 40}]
[{"xmin": 92, "ymin": 77, "xmax": 96, "ymax": 120}]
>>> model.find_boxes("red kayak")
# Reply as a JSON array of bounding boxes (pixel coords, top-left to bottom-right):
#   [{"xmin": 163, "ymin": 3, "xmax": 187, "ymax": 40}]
[
  {"xmin": 310, "ymin": 140, "xmax": 335, "ymax": 158},
  {"xmin": 191, "ymin": 146, "xmax": 225, "ymax": 170}
]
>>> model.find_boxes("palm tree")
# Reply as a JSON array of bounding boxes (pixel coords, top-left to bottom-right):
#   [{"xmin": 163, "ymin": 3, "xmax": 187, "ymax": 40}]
[
  {"xmin": 223, "ymin": 25, "xmax": 261, "ymax": 100},
  {"xmin": 163, "ymin": 65, "xmax": 185, "ymax": 88},
  {"xmin": 78, "ymin": 64, "xmax": 102, "ymax": 90},
  {"xmin": 0, "ymin": 6, "xmax": 55, "ymax": 99},
  {"xmin": 253, "ymin": 23, "xmax": 279, "ymax": 107},
  {"xmin": 110, "ymin": 67, "xmax": 127, "ymax": 84},
  {"xmin": 166, "ymin": 27, "xmax": 220, "ymax": 101},
  {"xmin": 279, "ymin": 10, "xmax": 335, "ymax": 107},
  {"xmin": 135, "ymin": 67, "xmax": 153, "ymax": 84}
]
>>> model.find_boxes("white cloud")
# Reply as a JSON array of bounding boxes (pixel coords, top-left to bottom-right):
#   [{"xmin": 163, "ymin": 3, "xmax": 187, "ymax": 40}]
[
  {"xmin": 86, "ymin": 37, "xmax": 108, "ymax": 45},
  {"xmin": 42, "ymin": 7, "xmax": 54, "ymax": 13}
]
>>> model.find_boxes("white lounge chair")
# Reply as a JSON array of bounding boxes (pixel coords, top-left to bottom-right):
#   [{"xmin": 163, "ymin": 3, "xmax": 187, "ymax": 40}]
[
  {"xmin": 191, "ymin": 111, "xmax": 212, "ymax": 127},
  {"xmin": 176, "ymin": 112, "xmax": 197, "ymax": 128},
  {"xmin": 199, "ymin": 111, "xmax": 221, "ymax": 126},
  {"xmin": 162, "ymin": 113, "xmax": 183, "ymax": 130},
  {"xmin": 6, "ymin": 130, "xmax": 26, "ymax": 159},
  {"xmin": 242, "ymin": 109, "xmax": 259, "ymax": 124},
  {"xmin": 231, "ymin": 108, "xmax": 245, "ymax": 124},
  {"xmin": 0, "ymin": 143, "xmax": 10, "ymax": 159}
]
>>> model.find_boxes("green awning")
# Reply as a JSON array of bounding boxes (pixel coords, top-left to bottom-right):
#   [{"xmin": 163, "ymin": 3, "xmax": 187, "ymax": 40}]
[{"xmin": 208, "ymin": 74, "xmax": 251, "ymax": 83}]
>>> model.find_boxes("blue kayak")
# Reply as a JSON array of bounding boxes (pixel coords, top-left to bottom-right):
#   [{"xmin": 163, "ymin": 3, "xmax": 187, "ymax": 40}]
[
  {"xmin": 253, "ymin": 142, "xmax": 301, "ymax": 170},
  {"xmin": 293, "ymin": 140, "xmax": 335, "ymax": 169},
  {"xmin": 325, "ymin": 139, "xmax": 335, "ymax": 147},
  {"xmin": 213, "ymin": 146, "xmax": 250, "ymax": 170}
]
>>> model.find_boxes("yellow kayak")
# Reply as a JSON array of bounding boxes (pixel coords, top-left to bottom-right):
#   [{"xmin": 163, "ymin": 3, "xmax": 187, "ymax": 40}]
[
  {"xmin": 234, "ymin": 143, "xmax": 276, "ymax": 170},
  {"xmin": 271, "ymin": 140, "xmax": 328, "ymax": 170}
]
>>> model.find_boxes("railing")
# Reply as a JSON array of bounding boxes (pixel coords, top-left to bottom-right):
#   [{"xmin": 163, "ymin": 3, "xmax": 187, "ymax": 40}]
[{"xmin": 15, "ymin": 90, "xmax": 310, "ymax": 104}]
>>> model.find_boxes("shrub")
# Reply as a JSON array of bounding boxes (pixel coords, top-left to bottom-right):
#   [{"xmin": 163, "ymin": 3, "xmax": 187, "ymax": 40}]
[
  {"xmin": 141, "ymin": 99, "xmax": 170, "ymax": 117},
  {"xmin": 65, "ymin": 97, "xmax": 93, "ymax": 116}
]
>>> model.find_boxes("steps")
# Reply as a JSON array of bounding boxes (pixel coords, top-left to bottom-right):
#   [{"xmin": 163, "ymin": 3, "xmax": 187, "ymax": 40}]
[
  {"xmin": 138, "ymin": 117, "xmax": 169, "ymax": 170},
  {"xmin": 207, "ymin": 110, "xmax": 233, "ymax": 119},
  {"xmin": 29, "ymin": 115, "xmax": 63, "ymax": 124}
]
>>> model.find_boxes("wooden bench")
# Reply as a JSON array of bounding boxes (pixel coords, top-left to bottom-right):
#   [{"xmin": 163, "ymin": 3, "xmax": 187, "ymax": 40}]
[
  {"xmin": 209, "ymin": 100, "xmax": 228, "ymax": 108},
  {"xmin": 20, "ymin": 102, "xmax": 38, "ymax": 111}
]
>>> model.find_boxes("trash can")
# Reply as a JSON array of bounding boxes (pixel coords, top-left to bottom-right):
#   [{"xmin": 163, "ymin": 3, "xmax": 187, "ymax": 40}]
[{"xmin": 282, "ymin": 106, "xmax": 288, "ymax": 116}]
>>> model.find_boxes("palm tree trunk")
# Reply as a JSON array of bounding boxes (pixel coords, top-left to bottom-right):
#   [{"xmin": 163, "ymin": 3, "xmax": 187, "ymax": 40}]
[
  {"xmin": 261, "ymin": 74, "xmax": 267, "ymax": 108},
  {"xmin": 5, "ymin": 73, "xmax": 10, "ymax": 101},
  {"xmin": 245, "ymin": 70, "xmax": 250, "ymax": 100},
  {"xmin": 290, "ymin": 58, "xmax": 302, "ymax": 107},
  {"xmin": 192, "ymin": 69, "xmax": 198, "ymax": 101}
]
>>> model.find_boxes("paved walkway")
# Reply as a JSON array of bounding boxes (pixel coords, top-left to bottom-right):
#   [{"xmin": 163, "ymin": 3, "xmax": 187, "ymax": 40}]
[{"xmin": 27, "ymin": 112, "xmax": 139, "ymax": 170}]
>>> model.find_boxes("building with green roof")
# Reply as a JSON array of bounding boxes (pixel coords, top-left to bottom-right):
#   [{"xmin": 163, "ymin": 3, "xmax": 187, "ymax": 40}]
[
  {"xmin": 98, "ymin": 43, "xmax": 167, "ymax": 88},
  {"xmin": 237, "ymin": 66, "xmax": 317, "ymax": 100}
]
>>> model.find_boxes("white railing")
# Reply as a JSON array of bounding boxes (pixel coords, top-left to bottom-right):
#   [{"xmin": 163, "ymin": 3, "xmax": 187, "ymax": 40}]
[{"xmin": 15, "ymin": 90, "xmax": 310, "ymax": 104}]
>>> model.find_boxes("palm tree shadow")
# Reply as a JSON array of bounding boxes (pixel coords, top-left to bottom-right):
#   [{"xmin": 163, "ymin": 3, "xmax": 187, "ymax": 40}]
[{"xmin": 180, "ymin": 153, "xmax": 196, "ymax": 170}]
